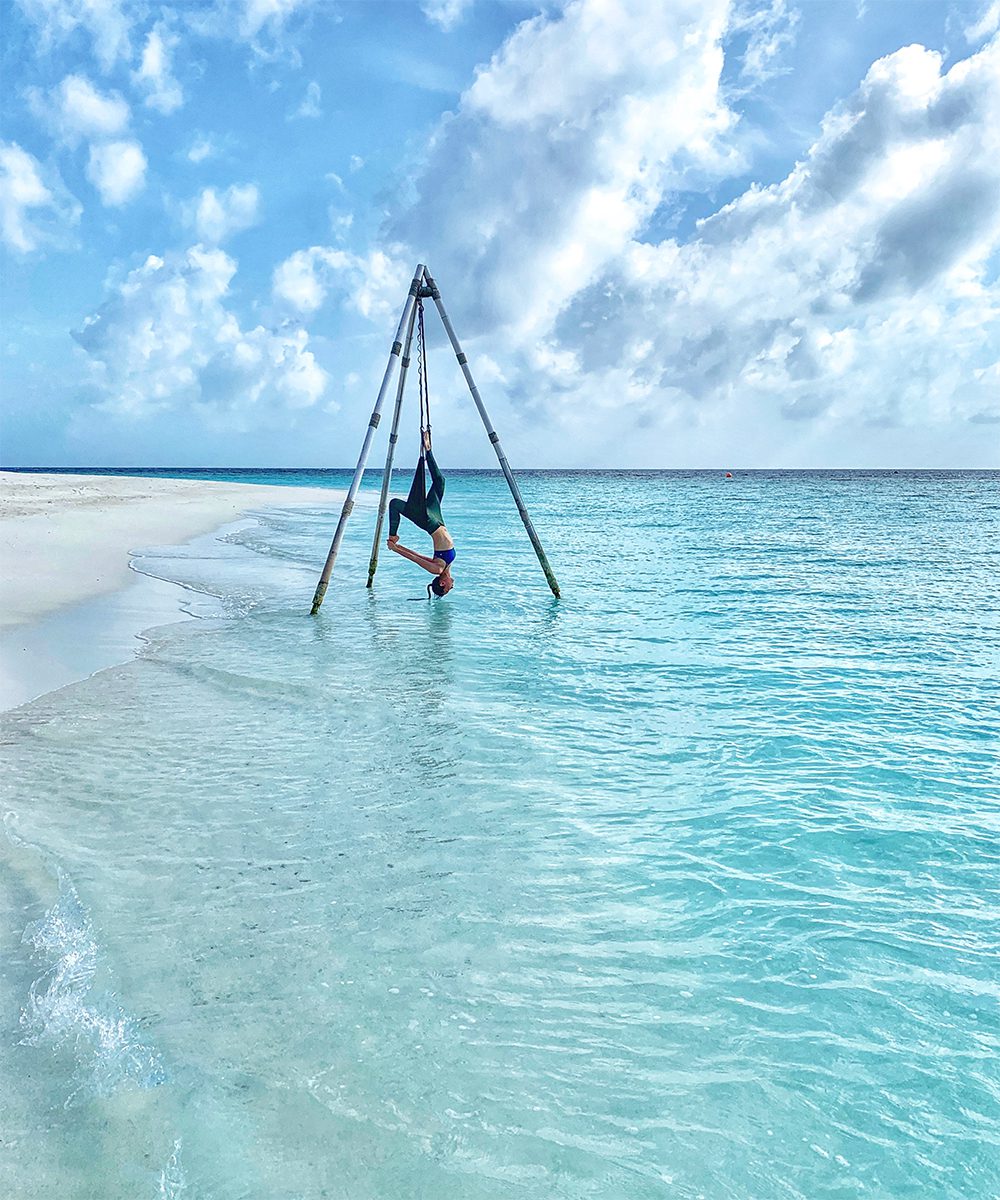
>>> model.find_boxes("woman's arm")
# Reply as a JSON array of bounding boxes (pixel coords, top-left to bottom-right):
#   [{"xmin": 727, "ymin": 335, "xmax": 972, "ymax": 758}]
[{"xmin": 389, "ymin": 540, "xmax": 445, "ymax": 575}]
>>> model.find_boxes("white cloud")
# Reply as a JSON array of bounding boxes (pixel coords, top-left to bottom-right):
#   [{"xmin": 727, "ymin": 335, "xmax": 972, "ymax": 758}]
[
  {"xmin": 18, "ymin": 0, "xmax": 318, "ymax": 78},
  {"xmin": 329, "ymin": 211, "xmax": 353, "ymax": 237},
  {"xmin": 86, "ymin": 139, "xmax": 147, "ymax": 205},
  {"xmin": 291, "ymin": 80, "xmax": 321, "ymax": 119},
  {"xmin": 31, "ymin": 74, "xmax": 130, "ymax": 145},
  {"xmin": 0, "ymin": 141, "xmax": 80, "ymax": 253},
  {"xmin": 132, "ymin": 24, "xmax": 184, "ymax": 114},
  {"xmin": 538, "ymin": 37, "xmax": 1000, "ymax": 443},
  {"xmin": 388, "ymin": 0, "xmax": 738, "ymax": 337},
  {"xmin": 187, "ymin": 135, "xmax": 216, "ymax": 164},
  {"xmin": 16, "ymin": 0, "xmax": 133, "ymax": 71},
  {"xmin": 239, "ymin": 0, "xmax": 310, "ymax": 39},
  {"xmin": 73, "ymin": 245, "xmax": 328, "ymax": 416},
  {"xmin": 0, "ymin": 144, "xmax": 50, "ymax": 253},
  {"xmin": 966, "ymin": 1, "xmax": 1000, "ymax": 43},
  {"xmin": 186, "ymin": 184, "xmax": 260, "ymax": 242},
  {"xmin": 364, "ymin": 19, "xmax": 1000, "ymax": 463},
  {"xmin": 183, "ymin": 0, "xmax": 316, "ymax": 60},
  {"xmin": 31, "ymin": 77, "xmax": 148, "ymax": 208},
  {"xmin": 729, "ymin": 0, "xmax": 799, "ymax": 85},
  {"xmin": 273, "ymin": 247, "xmax": 338, "ymax": 312},
  {"xmin": 421, "ymin": 0, "xmax": 472, "ymax": 32},
  {"xmin": 349, "ymin": 154, "xmax": 364, "ymax": 173},
  {"xmin": 272, "ymin": 246, "xmax": 408, "ymax": 318}
]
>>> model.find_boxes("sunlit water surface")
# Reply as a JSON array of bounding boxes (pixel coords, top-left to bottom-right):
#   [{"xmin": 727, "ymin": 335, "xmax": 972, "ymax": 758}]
[{"xmin": 2, "ymin": 469, "xmax": 998, "ymax": 1199}]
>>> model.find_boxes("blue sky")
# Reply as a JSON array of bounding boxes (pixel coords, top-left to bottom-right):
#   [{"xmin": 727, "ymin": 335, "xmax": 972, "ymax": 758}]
[{"xmin": 2, "ymin": 0, "xmax": 998, "ymax": 468}]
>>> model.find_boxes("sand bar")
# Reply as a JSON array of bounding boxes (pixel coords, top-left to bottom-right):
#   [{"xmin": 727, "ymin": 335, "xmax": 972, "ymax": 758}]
[{"xmin": 0, "ymin": 472, "xmax": 343, "ymax": 709}]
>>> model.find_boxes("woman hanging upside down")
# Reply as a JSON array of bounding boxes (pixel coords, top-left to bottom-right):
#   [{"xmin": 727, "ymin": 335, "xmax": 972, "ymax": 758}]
[{"xmin": 387, "ymin": 432, "xmax": 456, "ymax": 597}]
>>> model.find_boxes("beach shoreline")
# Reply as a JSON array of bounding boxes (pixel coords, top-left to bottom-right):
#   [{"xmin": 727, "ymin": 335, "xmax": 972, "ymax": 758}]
[{"xmin": 0, "ymin": 471, "xmax": 343, "ymax": 710}]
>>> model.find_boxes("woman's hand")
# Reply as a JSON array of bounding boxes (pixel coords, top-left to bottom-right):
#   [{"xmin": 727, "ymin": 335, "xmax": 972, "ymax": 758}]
[{"xmin": 388, "ymin": 535, "xmax": 399, "ymax": 546}]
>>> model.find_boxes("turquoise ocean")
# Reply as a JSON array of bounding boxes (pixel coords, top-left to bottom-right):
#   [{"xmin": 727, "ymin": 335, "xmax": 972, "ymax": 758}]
[{"xmin": 1, "ymin": 468, "xmax": 998, "ymax": 1200}]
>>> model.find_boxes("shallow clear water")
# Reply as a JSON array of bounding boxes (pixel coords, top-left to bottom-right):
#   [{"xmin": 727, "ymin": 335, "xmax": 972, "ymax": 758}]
[{"xmin": 2, "ymin": 470, "xmax": 999, "ymax": 1199}]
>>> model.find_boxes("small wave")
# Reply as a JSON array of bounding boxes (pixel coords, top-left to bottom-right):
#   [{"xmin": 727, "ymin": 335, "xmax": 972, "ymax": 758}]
[
  {"xmin": 19, "ymin": 871, "xmax": 166, "ymax": 1105},
  {"xmin": 158, "ymin": 1138, "xmax": 186, "ymax": 1198}
]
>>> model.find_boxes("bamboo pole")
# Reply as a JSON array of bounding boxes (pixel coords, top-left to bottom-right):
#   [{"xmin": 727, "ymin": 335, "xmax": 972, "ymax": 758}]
[
  {"xmin": 422, "ymin": 268, "xmax": 561, "ymax": 598},
  {"xmin": 366, "ymin": 299, "xmax": 418, "ymax": 588},
  {"xmin": 310, "ymin": 263, "xmax": 425, "ymax": 615}
]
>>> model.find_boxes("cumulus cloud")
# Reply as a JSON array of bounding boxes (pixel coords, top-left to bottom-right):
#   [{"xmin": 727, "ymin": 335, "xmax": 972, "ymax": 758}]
[
  {"xmin": 0, "ymin": 141, "xmax": 80, "ymax": 253},
  {"xmin": 30, "ymin": 74, "xmax": 130, "ymax": 145},
  {"xmin": 186, "ymin": 184, "xmax": 260, "ymax": 242},
  {"xmin": 272, "ymin": 247, "xmax": 408, "ymax": 318},
  {"xmin": 360, "ymin": 14, "xmax": 999, "ymax": 461},
  {"xmin": 16, "ymin": 0, "xmax": 133, "ymax": 71},
  {"xmin": 86, "ymin": 139, "xmax": 147, "ymax": 205},
  {"xmin": 132, "ymin": 24, "xmax": 184, "ymax": 114},
  {"xmin": 272, "ymin": 247, "xmax": 339, "ymax": 312},
  {"xmin": 72, "ymin": 245, "xmax": 328, "ymax": 416},
  {"xmin": 421, "ymin": 0, "xmax": 473, "ymax": 31},
  {"xmin": 0, "ymin": 144, "xmax": 51, "ymax": 253},
  {"xmin": 27, "ymin": 75, "xmax": 147, "ymax": 208},
  {"xmin": 388, "ymin": 0, "xmax": 737, "ymax": 337},
  {"xmin": 541, "ymin": 37, "xmax": 1000, "ymax": 439}
]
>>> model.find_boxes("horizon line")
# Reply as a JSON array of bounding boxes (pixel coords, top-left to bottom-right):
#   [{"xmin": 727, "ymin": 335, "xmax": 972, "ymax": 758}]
[{"xmin": 2, "ymin": 465, "xmax": 998, "ymax": 474}]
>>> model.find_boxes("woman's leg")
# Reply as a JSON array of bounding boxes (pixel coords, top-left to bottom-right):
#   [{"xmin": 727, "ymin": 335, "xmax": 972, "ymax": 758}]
[
  {"xmin": 389, "ymin": 458, "xmax": 435, "ymax": 539},
  {"xmin": 388, "ymin": 497, "xmax": 406, "ymax": 537},
  {"xmin": 405, "ymin": 457, "xmax": 430, "ymax": 527},
  {"xmin": 425, "ymin": 448, "xmax": 445, "ymax": 501},
  {"xmin": 423, "ymin": 449, "xmax": 445, "ymax": 530}
]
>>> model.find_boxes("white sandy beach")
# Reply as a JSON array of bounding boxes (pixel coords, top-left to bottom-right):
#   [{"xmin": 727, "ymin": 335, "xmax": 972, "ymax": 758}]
[
  {"xmin": 0, "ymin": 471, "xmax": 341, "ymax": 627},
  {"xmin": 0, "ymin": 471, "xmax": 342, "ymax": 708}
]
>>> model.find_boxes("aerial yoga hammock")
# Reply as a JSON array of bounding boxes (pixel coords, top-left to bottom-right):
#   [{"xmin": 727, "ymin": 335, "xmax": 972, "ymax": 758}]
[{"xmin": 386, "ymin": 301, "xmax": 456, "ymax": 597}]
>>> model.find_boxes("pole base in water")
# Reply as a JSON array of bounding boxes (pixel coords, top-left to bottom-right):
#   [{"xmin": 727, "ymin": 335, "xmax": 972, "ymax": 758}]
[{"xmin": 309, "ymin": 581, "xmax": 328, "ymax": 615}]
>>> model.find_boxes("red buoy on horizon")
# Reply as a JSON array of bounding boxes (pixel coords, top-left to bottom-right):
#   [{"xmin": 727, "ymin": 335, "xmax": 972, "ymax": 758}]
[{"xmin": 725, "ymin": 472, "xmax": 733, "ymax": 479}]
